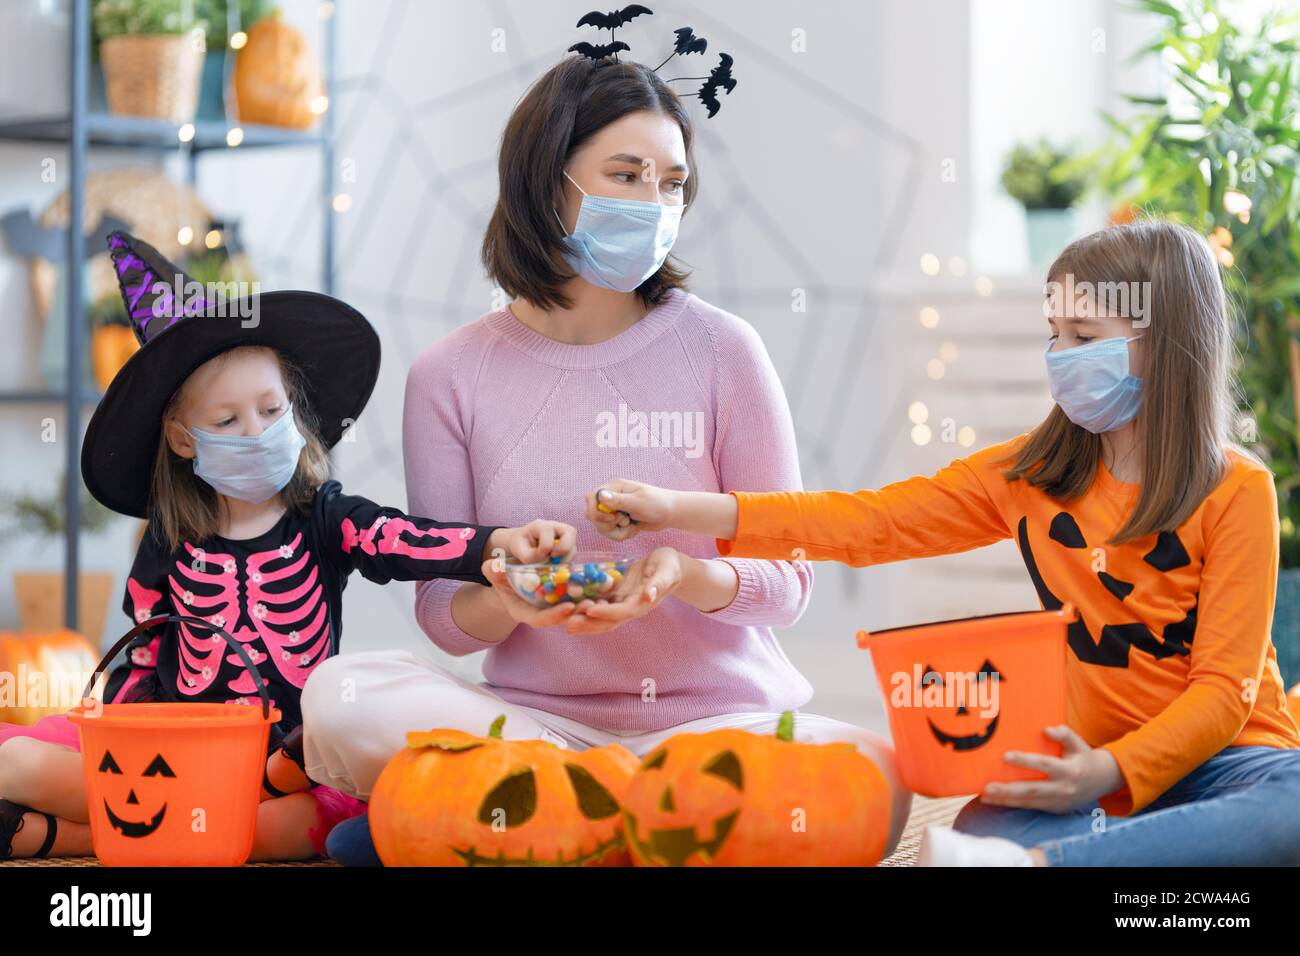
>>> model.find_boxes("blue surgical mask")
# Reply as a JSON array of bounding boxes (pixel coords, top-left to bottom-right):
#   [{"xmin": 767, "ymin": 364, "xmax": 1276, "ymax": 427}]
[
  {"xmin": 187, "ymin": 404, "xmax": 307, "ymax": 503},
  {"xmin": 553, "ymin": 170, "xmax": 685, "ymax": 292},
  {"xmin": 1045, "ymin": 335, "xmax": 1143, "ymax": 434}
]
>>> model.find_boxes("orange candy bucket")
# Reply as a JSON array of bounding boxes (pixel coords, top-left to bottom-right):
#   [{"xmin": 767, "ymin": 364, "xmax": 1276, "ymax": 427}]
[
  {"xmin": 68, "ymin": 614, "xmax": 280, "ymax": 866},
  {"xmin": 856, "ymin": 605, "xmax": 1076, "ymax": 797}
]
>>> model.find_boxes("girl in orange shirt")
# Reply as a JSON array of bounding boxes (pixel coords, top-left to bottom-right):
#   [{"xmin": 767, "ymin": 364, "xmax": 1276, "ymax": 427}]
[{"xmin": 583, "ymin": 220, "xmax": 1300, "ymax": 866}]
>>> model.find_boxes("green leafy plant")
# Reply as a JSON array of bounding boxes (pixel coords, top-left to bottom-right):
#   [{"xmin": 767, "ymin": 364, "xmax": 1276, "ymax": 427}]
[
  {"xmin": 1000, "ymin": 139, "xmax": 1090, "ymax": 210},
  {"xmin": 1092, "ymin": 0, "xmax": 1300, "ymax": 564},
  {"xmin": 91, "ymin": 0, "xmax": 208, "ymax": 40},
  {"xmin": 0, "ymin": 475, "xmax": 117, "ymax": 542},
  {"xmin": 197, "ymin": 0, "xmax": 277, "ymax": 48}
]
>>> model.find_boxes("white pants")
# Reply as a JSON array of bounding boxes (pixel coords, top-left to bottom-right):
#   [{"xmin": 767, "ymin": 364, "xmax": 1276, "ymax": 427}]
[{"xmin": 300, "ymin": 648, "xmax": 913, "ymax": 855}]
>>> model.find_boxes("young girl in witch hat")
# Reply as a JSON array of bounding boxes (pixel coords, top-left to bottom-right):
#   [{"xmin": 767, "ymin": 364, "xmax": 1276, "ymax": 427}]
[{"xmin": 0, "ymin": 230, "xmax": 576, "ymax": 860}]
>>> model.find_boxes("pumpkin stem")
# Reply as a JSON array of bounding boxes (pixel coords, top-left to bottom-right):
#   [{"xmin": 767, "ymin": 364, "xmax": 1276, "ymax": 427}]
[
  {"xmin": 488, "ymin": 714, "xmax": 506, "ymax": 739},
  {"xmin": 776, "ymin": 711, "xmax": 794, "ymax": 742}
]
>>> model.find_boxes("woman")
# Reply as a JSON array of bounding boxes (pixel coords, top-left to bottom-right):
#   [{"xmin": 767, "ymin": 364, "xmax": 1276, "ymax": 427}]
[{"xmin": 301, "ymin": 54, "xmax": 911, "ymax": 862}]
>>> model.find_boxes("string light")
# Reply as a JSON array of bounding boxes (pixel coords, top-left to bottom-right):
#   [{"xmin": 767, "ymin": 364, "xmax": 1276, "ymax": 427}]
[
  {"xmin": 957, "ymin": 426, "xmax": 976, "ymax": 448},
  {"xmin": 908, "ymin": 401, "xmax": 929, "ymax": 424},
  {"xmin": 918, "ymin": 306, "xmax": 939, "ymax": 328},
  {"xmin": 974, "ymin": 275, "xmax": 994, "ymax": 296},
  {"xmin": 938, "ymin": 341, "xmax": 959, "ymax": 363},
  {"xmin": 926, "ymin": 358, "xmax": 946, "ymax": 380},
  {"xmin": 204, "ymin": 229, "xmax": 222, "ymax": 249},
  {"xmin": 919, "ymin": 253, "xmax": 940, "ymax": 276},
  {"xmin": 226, "ymin": 127, "xmax": 244, "ymax": 147},
  {"xmin": 177, "ymin": 123, "xmax": 195, "ymax": 143},
  {"xmin": 911, "ymin": 423, "xmax": 933, "ymax": 446},
  {"xmin": 310, "ymin": 95, "xmax": 330, "ymax": 115},
  {"xmin": 332, "ymin": 193, "xmax": 353, "ymax": 213},
  {"xmin": 230, "ymin": 31, "xmax": 247, "ymax": 50},
  {"xmin": 177, "ymin": 226, "xmax": 194, "ymax": 245}
]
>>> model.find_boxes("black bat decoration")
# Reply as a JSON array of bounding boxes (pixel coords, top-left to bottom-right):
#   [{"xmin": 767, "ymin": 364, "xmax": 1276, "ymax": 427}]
[
  {"xmin": 696, "ymin": 53, "xmax": 737, "ymax": 118},
  {"xmin": 0, "ymin": 209, "xmax": 131, "ymax": 263},
  {"xmin": 568, "ymin": 40, "xmax": 631, "ymax": 60},
  {"xmin": 575, "ymin": 5, "xmax": 654, "ymax": 31},
  {"xmin": 653, "ymin": 26, "xmax": 707, "ymax": 70}
]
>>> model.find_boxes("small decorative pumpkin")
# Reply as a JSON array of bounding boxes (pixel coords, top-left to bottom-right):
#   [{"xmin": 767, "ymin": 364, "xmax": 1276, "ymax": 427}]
[
  {"xmin": 234, "ymin": 12, "xmax": 323, "ymax": 129},
  {"xmin": 91, "ymin": 323, "xmax": 140, "ymax": 390},
  {"xmin": 369, "ymin": 715, "xmax": 639, "ymax": 866},
  {"xmin": 0, "ymin": 630, "xmax": 99, "ymax": 725},
  {"xmin": 622, "ymin": 712, "xmax": 892, "ymax": 866}
]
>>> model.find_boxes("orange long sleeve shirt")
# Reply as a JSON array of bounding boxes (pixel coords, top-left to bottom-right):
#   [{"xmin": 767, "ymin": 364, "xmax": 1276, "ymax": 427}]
[{"xmin": 717, "ymin": 436, "xmax": 1300, "ymax": 815}]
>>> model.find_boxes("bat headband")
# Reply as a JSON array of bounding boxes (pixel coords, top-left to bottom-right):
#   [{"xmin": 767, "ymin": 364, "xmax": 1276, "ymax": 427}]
[{"xmin": 568, "ymin": 6, "xmax": 738, "ymax": 118}]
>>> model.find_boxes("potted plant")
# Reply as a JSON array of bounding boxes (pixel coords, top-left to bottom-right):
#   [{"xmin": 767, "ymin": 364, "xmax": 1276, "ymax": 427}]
[
  {"xmin": 1000, "ymin": 138, "xmax": 1090, "ymax": 268},
  {"xmin": 1, "ymin": 475, "xmax": 120, "ymax": 641},
  {"xmin": 1094, "ymin": 0, "xmax": 1300, "ymax": 683},
  {"xmin": 92, "ymin": 0, "xmax": 207, "ymax": 123}
]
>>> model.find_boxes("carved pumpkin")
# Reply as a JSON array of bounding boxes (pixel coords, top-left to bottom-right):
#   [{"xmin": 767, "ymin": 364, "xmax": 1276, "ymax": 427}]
[
  {"xmin": 91, "ymin": 323, "xmax": 139, "ymax": 390},
  {"xmin": 369, "ymin": 715, "xmax": 639, "ymax": 866},
  {"xmin": 622, "ymin": 712, "xmax": 892, "ymax": 867},
  {"xmin": 233, "ymin": 12, "xmax": 323, "ymax": 129},
  {"xmin": 0, "ymin": 630, "xmax": 98, "ymax": 725}
]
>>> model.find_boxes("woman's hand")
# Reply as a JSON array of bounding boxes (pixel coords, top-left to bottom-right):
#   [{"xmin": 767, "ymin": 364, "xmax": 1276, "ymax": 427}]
[
  {"xmin": 481, "ymin": 558, "xmax": 579, "ymax": 630},
  {"xmin": 979, "ymin": 726, "xmax": 1123, "ymax": 814},
  {"xmin": 487, "ymin": 519, "xmax": 577, "ymax": 564},
  {"xmin": 565, "ymin": 547, "xmax": 683, "ymax": 635},
  {"xmin": 586, "ymin": 481, "xmax": 678, "ymax": 541}
]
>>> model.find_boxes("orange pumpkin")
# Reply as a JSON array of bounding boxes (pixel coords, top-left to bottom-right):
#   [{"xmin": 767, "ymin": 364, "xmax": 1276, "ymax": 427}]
[
  {"xmin": 92, "ymin": 323, "xmax": 139, "ymax": 390},
  {"xmin": 0, "ymin": 630, "xmax": 99, "ymax": 725},
  {"xmin": 369, "ymin": 715, "xmax": 639, "ymax": 866},
  {"xmin": 622, "ymin": 712, "xmax": 892, "ymax": 866},
  {"xmin": 234, "ymin": 12, "xmax": 323, "ymax": 129}
]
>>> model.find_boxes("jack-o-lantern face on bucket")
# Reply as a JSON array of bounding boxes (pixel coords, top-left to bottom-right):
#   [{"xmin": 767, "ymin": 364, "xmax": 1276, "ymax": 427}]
[
  {"xmin": 369, "ymin": 716, "xmax": 640, "ymax": 866},
  {"xmin": 921, "ymin": 659, "xmax": 1004, "ymax": 752},
  {"xmin": 96, "ymin": 749, "xmax": 174, "ymax": 838},
  {"xmin": 622, "ymin": 713, "xmax": 892, "ymax": 867}
]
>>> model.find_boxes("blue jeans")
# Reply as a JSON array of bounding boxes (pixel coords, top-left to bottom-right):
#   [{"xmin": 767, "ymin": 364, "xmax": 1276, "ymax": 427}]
[{"xmin": 952, "ymin": 745, "xmax": 1300, "ymax": 866}]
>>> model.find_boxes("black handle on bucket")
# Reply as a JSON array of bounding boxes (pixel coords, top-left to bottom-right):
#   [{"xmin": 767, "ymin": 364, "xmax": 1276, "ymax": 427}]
[{"xmin": 82, "ymin": 613, "xmax": 273, "ymax": 721}]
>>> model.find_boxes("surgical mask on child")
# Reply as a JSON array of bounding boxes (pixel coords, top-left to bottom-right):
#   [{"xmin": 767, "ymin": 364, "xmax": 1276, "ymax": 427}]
[
  {"xmin": 1044, "ymin": 335, "xmax": 1144, "ymax": 434},
  {"xmin": 553, "ymin": 170, "xmax": 684, "ymax": 292},
  {"xmin": 186, "ymin": 404, "xmax": 307, "ymax": 503}
]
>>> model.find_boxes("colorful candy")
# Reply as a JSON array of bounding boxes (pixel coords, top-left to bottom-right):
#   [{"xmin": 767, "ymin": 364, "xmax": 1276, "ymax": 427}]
[{"xmin": 505, "ymin": 555, "xmax": 631, "ymax": 610}]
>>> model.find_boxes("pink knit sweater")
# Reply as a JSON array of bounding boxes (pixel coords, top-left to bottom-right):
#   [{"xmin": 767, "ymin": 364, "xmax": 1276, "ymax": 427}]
[{"xmin": 402, "ymin": 288, "xmax": 814, "ymax": 731}]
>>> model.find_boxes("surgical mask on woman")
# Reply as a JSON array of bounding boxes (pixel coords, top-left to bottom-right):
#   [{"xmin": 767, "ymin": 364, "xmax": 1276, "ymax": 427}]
[{"xmin": 554, "ymin": 170, "xmax": 684, "ymax": 292}]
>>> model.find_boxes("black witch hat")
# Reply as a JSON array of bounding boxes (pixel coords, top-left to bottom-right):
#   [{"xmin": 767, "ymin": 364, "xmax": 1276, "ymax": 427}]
[{"xmin": 81, "ymin": 231, "xmax": 380, "ymax": 518}]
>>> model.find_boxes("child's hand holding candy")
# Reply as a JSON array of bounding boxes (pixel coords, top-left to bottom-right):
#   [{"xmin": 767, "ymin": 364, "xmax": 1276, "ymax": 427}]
[
  {"xmin": 586, "ymin": 481, "xmax": 677, "ymax": 540},
  {"xmin": 481, "ymin": 520, "xmax": 581, "ymax": 629}
]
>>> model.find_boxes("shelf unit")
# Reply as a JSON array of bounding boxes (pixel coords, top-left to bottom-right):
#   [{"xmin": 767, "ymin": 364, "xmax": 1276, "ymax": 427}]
[{"xmin": 0, "ymin": 0, "xmax": 339, "ymax": 633}]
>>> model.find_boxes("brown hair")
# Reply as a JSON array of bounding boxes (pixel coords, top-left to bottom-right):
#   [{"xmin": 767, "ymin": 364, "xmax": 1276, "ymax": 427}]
[
  {"xmin": 149, "ymin": 346, "xmax": 330, "ymax": 550},
  {"xmin": 1003, "ymin": 220, "xmax": 1237, "ymax": 543},
  {"xmin": 480, "ymin": 56, "xmax": 697, "ymax": 311}
]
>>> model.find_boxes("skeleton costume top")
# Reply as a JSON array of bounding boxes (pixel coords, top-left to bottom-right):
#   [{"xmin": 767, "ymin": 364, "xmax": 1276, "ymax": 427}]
[{"xmin": 105, "ymin": 483, "xmax": 494, "ymax": 741}]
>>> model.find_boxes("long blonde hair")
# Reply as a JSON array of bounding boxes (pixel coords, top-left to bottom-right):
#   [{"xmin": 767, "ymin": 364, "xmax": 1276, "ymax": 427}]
[
  {"xmin": 1003, "ymin": 220, "xmax": 1237, "ymax": 543},
  {"xmin": 149, "ymin": 346, "xmax": 330, "ymax": 550}
]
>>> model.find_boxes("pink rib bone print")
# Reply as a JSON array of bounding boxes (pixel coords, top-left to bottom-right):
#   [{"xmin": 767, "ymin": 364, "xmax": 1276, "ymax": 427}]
[
  {"xmin": 340, "ymin": 515, "xmax": 477, "ymax": 561},
  {"xmin": 240, "ymin": 534, "xmax": 330, "ymax": 690},
  {"xmin": 172, "ymin": 543, "xmax": 240, "ymax": 696}
]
